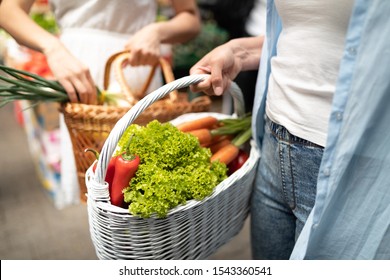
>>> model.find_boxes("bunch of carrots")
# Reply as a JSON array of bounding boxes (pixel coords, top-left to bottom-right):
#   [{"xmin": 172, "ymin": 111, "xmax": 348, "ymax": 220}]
[{"xmin": 176, "ymin": 114, "xmax": 252, "ymax": 174}]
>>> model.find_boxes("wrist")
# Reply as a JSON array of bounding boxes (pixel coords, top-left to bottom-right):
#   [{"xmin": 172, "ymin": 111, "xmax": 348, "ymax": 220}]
[
  {"xmin": 227, "ymin": 37, "xmax": 262, "ymax": 71},
  {"xmin": 145, "ymin": 22, "xmax": 162, "ymax": 42},
  {"xmin": 41, "ymin": 37, "xmax": 64, "ymax": 56}
]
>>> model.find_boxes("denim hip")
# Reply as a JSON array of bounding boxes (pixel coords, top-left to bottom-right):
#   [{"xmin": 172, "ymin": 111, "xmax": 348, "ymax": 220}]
[{"xmin": 250, "ymin": 115, "xmax": 324, "ymax": 259}]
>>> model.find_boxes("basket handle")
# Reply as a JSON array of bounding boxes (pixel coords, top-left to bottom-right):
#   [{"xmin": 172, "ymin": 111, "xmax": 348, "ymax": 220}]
[
  {"xmin": 103, "ymin": 50, "xmax": 179, "ymax": 104},
  {"xmin": 91, "ymin": 74, "xmax": 245, "ymax": 191}
]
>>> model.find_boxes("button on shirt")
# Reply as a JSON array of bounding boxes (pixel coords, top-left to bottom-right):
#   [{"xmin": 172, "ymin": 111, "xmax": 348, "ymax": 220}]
[{"xmin": 252, "ymin": 0, "xmax": 390, "ymax": 259}]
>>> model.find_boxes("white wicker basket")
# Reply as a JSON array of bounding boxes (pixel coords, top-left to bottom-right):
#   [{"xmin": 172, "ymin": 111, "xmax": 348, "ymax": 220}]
[{"xmin": 85, "ymin": 74, "xmax": 260, "ymax": 259}]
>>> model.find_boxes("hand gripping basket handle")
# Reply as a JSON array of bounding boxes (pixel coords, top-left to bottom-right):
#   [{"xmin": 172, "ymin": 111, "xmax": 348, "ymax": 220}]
[
  {"xmin": 91, "ymin": 74, "xmax": 245, "ymax": 190},
  {"xmin": 103, "ymin": 51, "xmax": 179, "ymax": 104}
]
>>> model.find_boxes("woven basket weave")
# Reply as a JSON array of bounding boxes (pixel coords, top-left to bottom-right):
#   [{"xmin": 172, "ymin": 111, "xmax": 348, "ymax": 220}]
[
  {"xmin": 62, "ymin": 52, "xmax": 211, "ymax": 201},
  {"xmin": 85, "ymin": 74, "xmax": 260, "ymax": 259}
]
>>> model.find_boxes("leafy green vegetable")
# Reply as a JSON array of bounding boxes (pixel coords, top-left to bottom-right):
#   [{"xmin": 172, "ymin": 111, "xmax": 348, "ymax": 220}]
[
  {"xmin": 30, "ymin": 12, "xmax": 59, "ymax": 34},
  {"xmin": 116, "ymin": 120, "xmax": 227, "ymax": 218}
]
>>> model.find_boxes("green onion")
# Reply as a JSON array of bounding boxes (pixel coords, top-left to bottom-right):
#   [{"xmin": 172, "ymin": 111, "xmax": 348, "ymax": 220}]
[
  {"xmin": 231, "ymin": 127, "xmax": 252, "ymax": 147},
  {"xmin": 211, "ymin": 114, "xmax": 252, "ymax": 136},
  {"xmin": 0, "ymin": 65, "xmax": 69, "ymax": 108},
  {"xmin": 0, "ymin": 65, "xmax": 103, "ymax": 108},
  {"xmin": 1, "ymin": 65, "xmax": 64, "ymax": 91}
]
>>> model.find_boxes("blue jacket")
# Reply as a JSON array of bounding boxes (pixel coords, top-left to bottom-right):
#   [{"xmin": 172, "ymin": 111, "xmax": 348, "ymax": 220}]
[{"xmin": 252, "ymin": 0, "xmax": 390, "ymax": 259}]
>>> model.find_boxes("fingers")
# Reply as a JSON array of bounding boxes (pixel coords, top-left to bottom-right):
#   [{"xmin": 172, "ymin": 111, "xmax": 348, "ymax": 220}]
[
  {"xmin": 189, "ymin": 66, "xmax": 212, "ymax": 95},
  {"xmin": 59, "ymin": 79, "xmax": 78, "ymax": 103},
  {"xmin": 45, "ymin": 44, "xmax": 97, "ymax": 104},
  {"xmin": 126, "ymin": 48, "xmax": 159, "ymax": 66},
  {"xmin": 190, "ymin": 60, "xmax": 226, "ymax": 96},
  {"xmin": 124, "ymin": 24, "xmax": 161, "ymax": 66},
  {"xmin": 57, "ymin": 66, "xmax": 97, "ymax": 105},
  {"xmin": 73, "ymin": 69, "xmax": 97, "ymax": 104},
  {"xmin": 210, "ymin": 62, "xmax": 224, "ymax": 96},
  {"xmin": 85, "ymin": 70, "xmax": 98, "ymax": 104}
]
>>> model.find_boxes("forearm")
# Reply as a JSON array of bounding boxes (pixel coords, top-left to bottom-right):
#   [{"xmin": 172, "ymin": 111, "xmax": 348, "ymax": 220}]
[
  {"xmin": 0, "ymin": 0, "xmax": 61, "ymax": 54},
  {"xmin": 227, "ymin": 36, "xmax": 264, "ymax": 72},
  {"xmin": 154, "ymin": 11, "xmax": 201, "ymax": 44},
  {"xmin": 155, "ymin": 0, "xmax": 200, "ymax": 44},
  {"xmin": 0, "ymin": 0, "xmax": 97, "ymax": 104},
  {"xmin": 124, "ymin": 1, "xmax": 201, "ymax": 65}
]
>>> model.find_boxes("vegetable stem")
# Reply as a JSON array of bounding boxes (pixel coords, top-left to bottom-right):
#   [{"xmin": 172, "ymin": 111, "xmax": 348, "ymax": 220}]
[
  {"xmin": 0, "ymin": 65, "xmax": 64, "ymax": 91},
  {"xmin": 232, "ymin": 127, "xmax": 252, "ymax": 147},
  {"xmin": 210, "ymin": 114, "xmax": 252, "ymax": 136}
]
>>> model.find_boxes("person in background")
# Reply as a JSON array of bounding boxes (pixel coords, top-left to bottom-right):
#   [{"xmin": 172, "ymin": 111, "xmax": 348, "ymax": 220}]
[
  {"xmin": 0, "ymin": 0, "xmax": 201, "ymax": 204},
  {"xmin": 190, "ymin": 0, "xmax": 390, "ymax": 259}
]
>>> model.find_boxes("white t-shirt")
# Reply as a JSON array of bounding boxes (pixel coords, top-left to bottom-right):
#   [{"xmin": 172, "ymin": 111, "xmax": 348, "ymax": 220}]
[
  {"xmin": 49, "ymin": 0, "xmax": 159, "ymax": 91},
  {"xmin": 50, "ymin": 0, "xmax": 157, "ymax": 37},
  {"xmin": 266, "ymin": 0, "xmax": 354, "ymax": 146}
]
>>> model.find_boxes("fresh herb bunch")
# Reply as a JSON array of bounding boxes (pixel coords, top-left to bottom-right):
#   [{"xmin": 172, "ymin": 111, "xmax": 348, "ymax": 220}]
[{"xmin": 116, "ymin": 120, "xmax": 228, "ymax": 218}]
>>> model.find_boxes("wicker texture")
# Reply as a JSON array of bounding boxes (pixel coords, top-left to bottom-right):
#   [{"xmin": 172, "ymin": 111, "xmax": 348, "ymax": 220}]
[
  {"xmin": 62, "ymin": 52, "xmax": 211, "ymax": 201},
  {"xmin": 86, "ymin": 74, "xmax": 260, "ymax": 259}
]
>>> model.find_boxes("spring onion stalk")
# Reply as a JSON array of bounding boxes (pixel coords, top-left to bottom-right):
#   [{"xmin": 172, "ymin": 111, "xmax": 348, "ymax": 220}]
[
  {"xmin": 210, "ymin": 114, "xmax": 252, "ymax": 136},
  {"xmin": 0, "ymin": 65, "xmax": 102, "ymax": 108},
  {"xmin": 231, "ymin": 127, "xmax": 252, "ymax": 147},
  {"xmin": 0, "ymin": 65, "xmax": 68, "ymax": 108}
]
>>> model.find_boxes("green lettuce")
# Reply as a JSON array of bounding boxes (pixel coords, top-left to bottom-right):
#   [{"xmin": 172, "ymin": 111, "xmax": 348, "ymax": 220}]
[{"xmin": 116, "ymin": 120, "xmax": 227, "ymax": 218}]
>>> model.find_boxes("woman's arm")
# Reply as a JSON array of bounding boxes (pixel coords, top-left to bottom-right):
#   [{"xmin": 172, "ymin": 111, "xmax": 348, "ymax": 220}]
[
  {"xmin": 189, "ymin": 36, "xmax": 264, "ymax": 96},
  {"xmin": 0, "ymin": 0, "xmax": 59, "ymax": 53},
  {"xmin": 0, "ymin": 0, "xmax": 97, "ymax": 104},
  {"xmin": 155, "ymin": 0, "xmax": 201, "ymax": 44},
  {"xmin": 124, "ymin": 0, "xmax": 201, "ymax": 66}
]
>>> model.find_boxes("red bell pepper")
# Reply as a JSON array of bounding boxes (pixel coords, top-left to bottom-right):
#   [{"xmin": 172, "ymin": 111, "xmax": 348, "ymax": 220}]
[
  {"xmin": 227, "ymin": 149, "xmax": 249, "ymax": 175},
  {"xmin": 110, "ymin": 152, "xmax": 140, "ymax": 208},
  {"xmin": 85, "ymin": 148, "xmax": 117, "ymax": 187}
]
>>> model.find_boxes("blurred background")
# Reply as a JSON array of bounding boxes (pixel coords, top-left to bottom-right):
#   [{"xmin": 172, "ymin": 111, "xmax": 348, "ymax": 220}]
[{"xmin": 0, "ymin": 0, "xmax": 263, "ymax": 260}]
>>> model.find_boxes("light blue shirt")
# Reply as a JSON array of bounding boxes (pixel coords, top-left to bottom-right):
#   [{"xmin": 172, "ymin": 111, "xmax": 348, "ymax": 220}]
[{"xmin": 252, "ymin": 0, "xmax": 390, "ymax": 259}]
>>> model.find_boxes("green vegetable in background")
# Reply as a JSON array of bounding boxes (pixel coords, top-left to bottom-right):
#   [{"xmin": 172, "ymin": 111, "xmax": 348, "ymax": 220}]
[
  {"xmin": 116, "ymin": 120, "xmax": 227, "ymax": 218},
  {"xmin": 30, "ymin": 12, "xmax": 59, "ymax": 34},
  {"xmin": 173, "ymin": 21, "xmax": 229, "ymax": 70}
]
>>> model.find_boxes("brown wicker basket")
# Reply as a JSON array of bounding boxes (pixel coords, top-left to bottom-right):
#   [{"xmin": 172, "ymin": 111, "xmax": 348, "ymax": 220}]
[{"xmin": 61, "ymin": 51, "xmax": 211, "ymax": 201}]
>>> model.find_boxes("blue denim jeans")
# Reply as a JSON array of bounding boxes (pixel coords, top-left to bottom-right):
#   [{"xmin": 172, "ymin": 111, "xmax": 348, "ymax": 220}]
[{"xmin": 251, "ymin": 116, "xmax": 324, "ymax": 259}]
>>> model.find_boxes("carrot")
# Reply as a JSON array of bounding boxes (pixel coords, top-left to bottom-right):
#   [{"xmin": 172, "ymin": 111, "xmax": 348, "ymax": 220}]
[
  {"xmin": 213, "ymin": 134, "xmax": 234, "ymax": 143},
  {"xmin": 209, "ymin": 138, "xmax": 232, "ymax": 154},
  {"xmin": 177, "ymin": 116, "xmax": 219, "ymax": 132},
  {"xmin": 210, "ymin": 143, "xmax": 240, "ymax": 165},
  {"xmin": 210, "ymin": 127, "xmax": 253, "ymax": 165},
  {"xmin": 188, "ymin": 128, "xmax": 213, "ymax": 146}
]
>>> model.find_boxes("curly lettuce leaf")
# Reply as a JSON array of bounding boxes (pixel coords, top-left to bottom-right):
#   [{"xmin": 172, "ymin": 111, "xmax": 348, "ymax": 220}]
[{"xmin": 117, "ymin": 120, "xmax": 227, "ymax": 218}]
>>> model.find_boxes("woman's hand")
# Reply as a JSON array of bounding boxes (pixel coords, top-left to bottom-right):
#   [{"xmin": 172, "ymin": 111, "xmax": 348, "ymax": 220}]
[
  {"xmin": 190, "ymin": 37, "xmax": 264, "ymax": 96},
  {"xmin": 45, "ymin": 43, "xmax": 98, "ymax": 104},
  {"xmin": 124, "ymin": 23, "xmax": 161, "ymax": 66},
  {"xmin": 189, "ymin": 42, "xmax": 243, "ymax": 96},
  {"xmin": 124, "ymin": 0, "xmax": 200, "ymax": 67}
]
